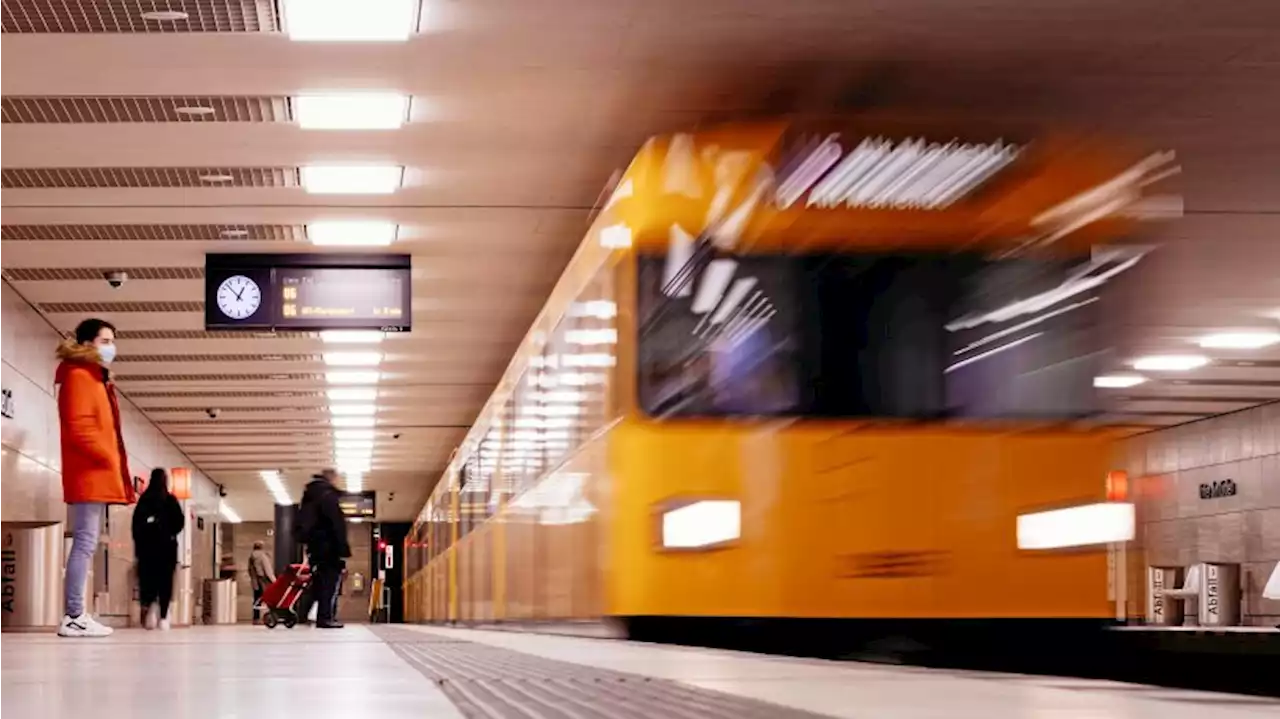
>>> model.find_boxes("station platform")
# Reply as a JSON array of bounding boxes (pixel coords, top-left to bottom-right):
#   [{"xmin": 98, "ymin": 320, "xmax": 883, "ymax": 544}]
[{"xmin": 4, "ymin": 625, "xmax": 1278, "ymax": 718}]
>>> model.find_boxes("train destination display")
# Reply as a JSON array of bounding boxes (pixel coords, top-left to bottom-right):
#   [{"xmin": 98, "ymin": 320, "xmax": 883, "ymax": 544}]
[{"xmin": 205, "ymin": 254, "xmax": 411, "ymax": 332}]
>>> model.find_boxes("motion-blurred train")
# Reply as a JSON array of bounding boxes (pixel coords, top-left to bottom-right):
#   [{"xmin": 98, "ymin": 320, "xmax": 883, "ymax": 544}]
[{"xmin": 403, "ymin": 116, "xmax": 1178, "ymax": 653}]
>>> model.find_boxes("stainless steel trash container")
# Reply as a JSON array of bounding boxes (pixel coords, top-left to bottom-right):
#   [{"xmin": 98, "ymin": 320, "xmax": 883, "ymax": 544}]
[
  {"xmin": 1, "ymin": 522, "xmax": 65, "ymax": 630},
  {"xmin": 1146, "ymin": 565, "xmax": 1185, "ymax": 626},
  {"xmin": 202, "ymin": 578, "xmax": 237, "ymax": 625},
  {"xmin": 1199, "ymin": 562, "xmax": 1241, "ymax": 627}
]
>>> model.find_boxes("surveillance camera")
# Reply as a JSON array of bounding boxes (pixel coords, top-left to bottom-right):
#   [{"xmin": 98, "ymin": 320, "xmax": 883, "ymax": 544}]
[
  {"xmin": 206, "ymin": 407, "xmax": 221, "ymax": 419},
  {"xmin": 393, "ymin": 433, "xmax": 402, "ymax": 440},
  {"xmin": 103, "ymin": 270, "xmax": 128, "ymax": 288},
  {"xmin": 218, "ymin": 484, "xmax": 228, "ymax": 498},
  {"xmin": 388, "ymin": 492, "xmax": 396, "ymax": 502}
]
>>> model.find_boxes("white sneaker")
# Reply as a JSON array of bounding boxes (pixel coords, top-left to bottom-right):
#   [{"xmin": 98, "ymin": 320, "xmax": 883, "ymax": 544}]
[
  {"xmin": 159, "ymin": 617, "xmax": 171, "ymax": 631},
  {"xmin": 58, "ymin": 614, "xmax": 113, "ymax": 638},
  {"xmin": 144, "ymin": 604, "xmax": 158, "ymax": 630}
]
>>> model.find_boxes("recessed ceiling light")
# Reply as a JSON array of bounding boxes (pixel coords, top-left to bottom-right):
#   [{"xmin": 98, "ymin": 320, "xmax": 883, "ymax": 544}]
[
  {"xmin": 295, "ymin": 93, "xmax": 409, "ymax": 130},
  {"xmin": 1132, "ymin": 355, "xmax": 1209, "ymax": 372},
  {"xmin": 300, "ymin": 165, "xmax": 403, "ymax": 194},
  {"xmin": 325, "ymin": 371, "xmax": 380, "ymax": 384},
  {"xmin": 324, "ymin": 352, "xmax": 382, "ymax": 367},
  {"xmin": 259, "ymin": 470, "xmax": 293, "ymax": 505},
  {"xmin": 1197, "ymin": 331, "xmax": 1280, "ymax": 349},
  {"xmin": 282, "ymin": 0, "xmax": 417, "ymax": 42},
  {"xmin": 199, "ymin": 173, "xmax": 235, "ymax": 183},
  {"xmin": 142, "ymin": 10, "xmax": 189, "ymax": 21},
  {"xmin": 327, "ymin": 387, "xmax": 377, "ymax": 401},
  {"xmin": 320, "ymin": 330, "xmax": 385, "ymax": 344},
  {"xmin": 219, "ymin": 228, "xmax": 249, "ymax": 238},
  {"xmin": 331, "ymin": 416, "xmax": 376, "ymax": 428},
  {"xmin": 174, "ymin": 105, "xmax": 215, "ymax": 116},
  {"xmin": 334, "ymin": 429, "xmax": 376, "ymax": 441},
  {"xmin": 329, "ymin": 404, "xmax": 377, "ymax": 416},
  {"xmin": 1094, "ymin": 374, "xmax": 1147, "ymax": 389},
  {"xmin": 307, "ymin": 220, "xmax": 398, "ymax": 247}
]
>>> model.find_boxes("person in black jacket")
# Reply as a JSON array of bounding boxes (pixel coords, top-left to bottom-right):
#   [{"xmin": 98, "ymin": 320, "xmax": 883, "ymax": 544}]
[
  {"xmin": 297, "ymin": 469, "xmax": 350, "ymax": 629},
  {"xmin": 132, "ymin": 467, "xmax": 185, "ymax": 630}
]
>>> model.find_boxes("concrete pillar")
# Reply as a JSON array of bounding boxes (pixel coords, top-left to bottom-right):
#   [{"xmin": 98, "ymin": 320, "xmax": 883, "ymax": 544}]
[{"xmin": 273, "ymin": 504, "xmax": 300, "ymax": 574}]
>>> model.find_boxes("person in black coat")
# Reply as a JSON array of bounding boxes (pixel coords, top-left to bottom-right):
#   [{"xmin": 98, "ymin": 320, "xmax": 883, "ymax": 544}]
[
  {"xmin": 132, "ymin": 468, "xmax": 185, "ymax": 630},
  {"xmin": 297, "ymin": 469, "xmax": 350, "ymax": 629}
]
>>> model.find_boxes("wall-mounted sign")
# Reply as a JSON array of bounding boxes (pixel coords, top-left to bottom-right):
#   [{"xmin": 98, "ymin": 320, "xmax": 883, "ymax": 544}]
[
  {"xmin": 1199, "ymin": 479, "xmax": 1237, "ymax": 500},
  {"xmin": 337, "ymin": 492, "xmax": 376, "ymax": 519},
  {"xmin": 205, "ymin": 253, "xmax": 411, "ymax": 332},
  {"xmin": 1, "ymin": 387, "xmax": 14, "ymax": 419}
]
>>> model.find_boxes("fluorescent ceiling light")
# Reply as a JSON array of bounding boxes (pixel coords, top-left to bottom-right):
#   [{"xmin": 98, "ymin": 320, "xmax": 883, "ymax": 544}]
[
  {"xmin": 282, "ymin": 0, "xmax": 417, "ymax": 42},
  {"xmin": 321, "ymin": 330, "xmax": 385, "ymax": 344},
  {"xmin": 296, "ymin": 93, "xmax": 408, "ymax": 130},
  {"xmin": 329, "ymin": 404, "xmax": 377, "ymax": 416},
  {"xmin": 334, "ymin": 439, "xmax": 376, "ymax": 449},
  {"xmin": 599, "ymin": 223, "xmax": 632, "ymax": 249},
  {"xmin": 344, "ymin": 472, "xmax": 364, "ymax": 493},
  {"xmin": 331, "ymin": 416, "xmax": 376, "ymax": 428},
  {"xmin": 259, "ymin": 470, "xmax": 293, "ymax": 506},
  {"xmin": 142, "ymin": 10, "xmax": 189, "ymax": 21},
  {"xmin": 334, "ymin": 429, "xmax": 376, "ymax": 441},
  {"xmin": 327, "ymin": 387, "xmax": 378, "ymax": 401},
  {"xmin": 708, "ymin": 277, "xmax": 759, "ymax": 325},
  {"xmin": 1017, "ymin": 502, "xmax": 1135, "ymax": 550},
  {"xmin": 1132, "ymin": 355, "xmax": 1209, "ymax": 372},
  {"xmin": 661, "ymin": 500, "xmax": 741, "ymax": 549},
  {"xmin": 1197, "ymin": 331, "xmax": 1280, "ymax": 349},
  {"xmin": 565, "ymin": 329, "xmax": 618, "ymax": 346},
  {"xmin": 326, "ymin": 371, "xmax": 381, "ymax": 384},
  {"xmin": 301, "ymin": 165, "xmax": 403, "ymax": 195},
  {"xmin": 306, "ymin": 220, "xmax": 398, "ymax": 247},
  {"xmin": 218, "ymin": 501, "xmax": 242, "ymax": 524},
  {"xmin": 1094, "ymin": 374, "xmax": 1147, "ymax": 389},
  {"xmin": 324, "ymin": 352, "xmax": 383, "ymax": 367}
]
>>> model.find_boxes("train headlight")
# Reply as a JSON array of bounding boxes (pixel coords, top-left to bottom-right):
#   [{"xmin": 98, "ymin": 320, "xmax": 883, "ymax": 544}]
[
  {"xmin": 1016, "ymin": 502, "xmax": 1135, "ymax": 550},
  {"xmin": 661, "ymin": 500, "xmax": 741, "ymax": 549}
]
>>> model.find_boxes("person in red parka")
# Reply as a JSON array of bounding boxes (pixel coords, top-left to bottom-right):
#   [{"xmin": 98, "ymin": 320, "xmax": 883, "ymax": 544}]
[{"xmin": 55, "ymin": 318, "xmax": 135, "ymax": 637}]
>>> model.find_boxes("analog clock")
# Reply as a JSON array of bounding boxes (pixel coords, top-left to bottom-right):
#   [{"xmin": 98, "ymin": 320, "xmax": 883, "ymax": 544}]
[{"xmin": 216, "ymin": 274, "xmax": 262, "ymax": 320}]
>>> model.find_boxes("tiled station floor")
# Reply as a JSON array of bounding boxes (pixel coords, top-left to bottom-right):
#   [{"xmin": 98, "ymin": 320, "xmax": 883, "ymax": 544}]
[{"xmin": 3, "ymin": 624, "xmax": 1277, "ymax": 718}]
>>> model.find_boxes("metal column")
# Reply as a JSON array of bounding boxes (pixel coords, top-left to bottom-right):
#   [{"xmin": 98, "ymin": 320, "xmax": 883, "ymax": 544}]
[{"xmin": 273, "ymin": 504, "xmax": 300, "ymax": 574}]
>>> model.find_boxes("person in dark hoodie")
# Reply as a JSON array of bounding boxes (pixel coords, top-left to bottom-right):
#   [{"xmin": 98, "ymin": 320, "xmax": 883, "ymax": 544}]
[
  {"xmin": 131, "ymin": 468, "xmax": 185, "ymax": 630},
  {"xmin": 297, "ymin": 468, "xmax": 350, "ymax": 629},
  {"xmin": 54, "ymin": 318, "xmax": 135, "ymax": 638}
]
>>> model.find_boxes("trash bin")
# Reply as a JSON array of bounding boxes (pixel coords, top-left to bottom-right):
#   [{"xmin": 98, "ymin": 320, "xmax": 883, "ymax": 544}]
[
  {"xmin": 202, "ymin": 578, "xmax": 237, "ymax": 625},
  {"xmin": 1146, "ymin": 565, "xmax": 1185, "ymax": 626},
  {"xmin": 1199, "ymin": 562, "xmax": 1241, "ymax": 627},
  {"xmin": 1, "ymin": 522, "xmax": 65, "ymax": 631}
]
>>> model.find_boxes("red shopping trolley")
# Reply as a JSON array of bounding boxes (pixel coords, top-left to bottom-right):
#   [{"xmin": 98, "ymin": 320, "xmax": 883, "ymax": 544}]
[{"xmin": 256, "ymin": 563, "xmax": 311, "ymax": 629}]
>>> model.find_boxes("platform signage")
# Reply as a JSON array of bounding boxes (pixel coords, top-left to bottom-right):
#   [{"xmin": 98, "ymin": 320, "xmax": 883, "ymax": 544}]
[
  {"xmin": 1198, "ymin": 479, "xmax": 1237, "ymax": 500},
  {"xmin": 205, "ymin": 254, "xmax": 411, "ymax": 332},
  {"xmin": 338, "ymin": 492, "xmax": 376, "ymax": 519}
]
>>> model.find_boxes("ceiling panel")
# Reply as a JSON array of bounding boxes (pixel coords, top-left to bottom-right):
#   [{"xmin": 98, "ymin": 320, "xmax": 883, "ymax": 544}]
[
  {"xmin": 1, "ymin": 0, "xmax": 279, "ymax": 34},
  {"xmin": 1, "ymin": 95, "xmax": 292, "ymax": 123}
]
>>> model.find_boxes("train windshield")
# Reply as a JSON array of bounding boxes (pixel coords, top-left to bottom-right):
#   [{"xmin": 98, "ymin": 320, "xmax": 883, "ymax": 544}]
[{"xmin": 637, "ymin": 249, "xmax": 1128, "ymax": 420}]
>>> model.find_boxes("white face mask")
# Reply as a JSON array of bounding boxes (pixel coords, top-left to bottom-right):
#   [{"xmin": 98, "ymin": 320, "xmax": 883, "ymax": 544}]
[{"xmin": 97, "ymin": 344, "xmax": 117, "ymax": 365}]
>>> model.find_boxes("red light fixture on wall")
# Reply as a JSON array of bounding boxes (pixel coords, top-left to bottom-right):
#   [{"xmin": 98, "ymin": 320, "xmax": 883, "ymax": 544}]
[
  {"xmin": 1105, "ymin": 470, "xmax": 1129, "ymax": 502},
  {"xmin": 171, "ymin": 467, "xmax": 193, "ymax": 500}
]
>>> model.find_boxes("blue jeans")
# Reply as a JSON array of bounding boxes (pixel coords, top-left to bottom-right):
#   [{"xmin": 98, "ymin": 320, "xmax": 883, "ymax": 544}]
[{"xmin": 65, "ymin": 503, "xmax": 105, "ymax": 618}]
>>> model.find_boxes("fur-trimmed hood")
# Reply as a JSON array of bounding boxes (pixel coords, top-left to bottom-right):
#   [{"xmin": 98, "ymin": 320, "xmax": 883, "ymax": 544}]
[{"xmin": 55, "ymin": 339, "xmax": 109, "ymax": 384}]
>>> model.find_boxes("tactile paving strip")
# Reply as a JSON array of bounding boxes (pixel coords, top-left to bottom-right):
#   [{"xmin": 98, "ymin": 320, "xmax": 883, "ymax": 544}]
[{"xmin": 372, "ymin": 626, "xmax": 837, "ymax": 719}]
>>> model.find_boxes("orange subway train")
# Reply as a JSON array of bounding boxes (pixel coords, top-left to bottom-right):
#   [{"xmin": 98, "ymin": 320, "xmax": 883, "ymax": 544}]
[{"xmin": 402, "ymin": 117, "xmax": 1177, "ymax": 653}]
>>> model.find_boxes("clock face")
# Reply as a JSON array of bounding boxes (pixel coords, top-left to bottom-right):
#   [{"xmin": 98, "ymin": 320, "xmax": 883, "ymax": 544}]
[{"xmin": 216, "ymin": 275, "xmax": 262, "ymax": 320}]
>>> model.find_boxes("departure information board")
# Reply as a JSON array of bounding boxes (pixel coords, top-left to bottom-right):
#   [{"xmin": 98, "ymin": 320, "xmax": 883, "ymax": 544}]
[
  {"xmin": 205, "ymin": 254, "xmax": 411, "ymax": 332},
  {"xmin": 338, "ymin": 492, "xmax": 376, "ymax": 519}
]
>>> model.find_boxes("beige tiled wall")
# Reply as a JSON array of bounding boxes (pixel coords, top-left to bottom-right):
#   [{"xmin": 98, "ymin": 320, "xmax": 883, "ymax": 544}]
[
  {"xmin": 1, "ymin": 281, "xmax": 221, "ymax": 619},
  {"xmin": 1118, "ymin": 401, "xmax": 1280, "ymax": 626}
]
